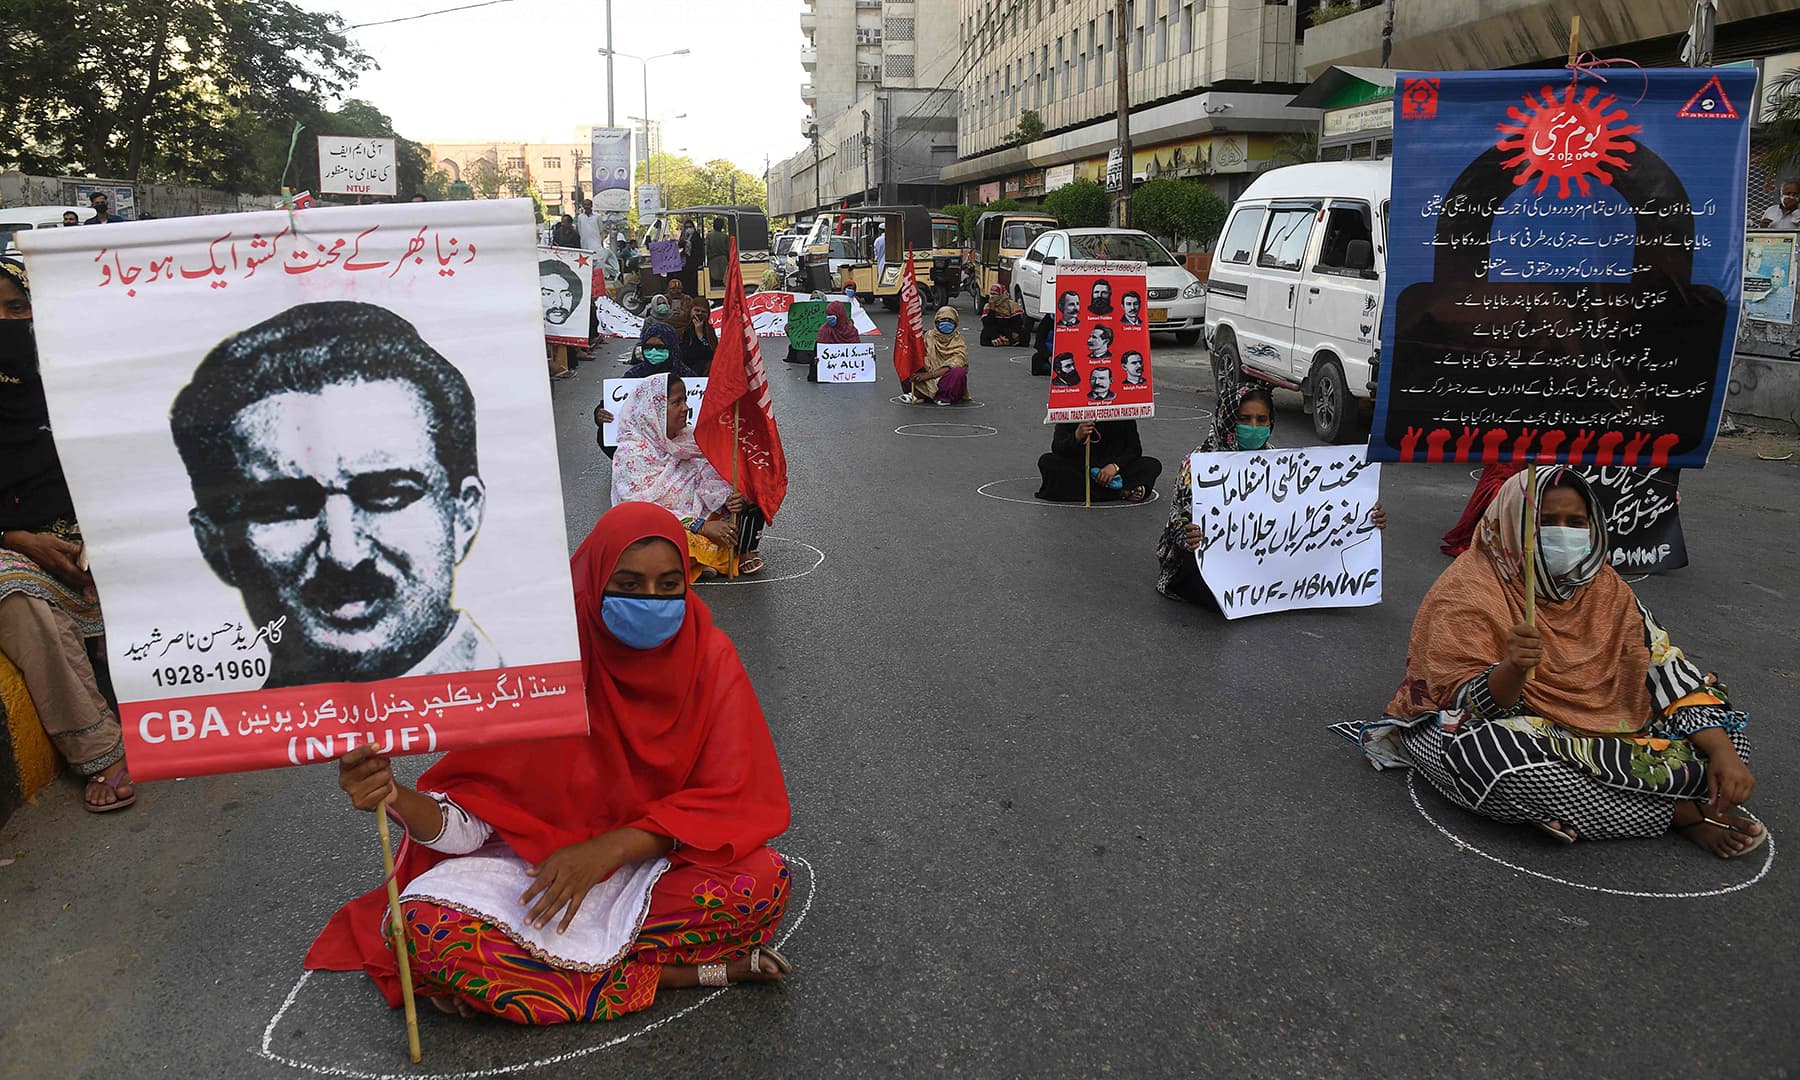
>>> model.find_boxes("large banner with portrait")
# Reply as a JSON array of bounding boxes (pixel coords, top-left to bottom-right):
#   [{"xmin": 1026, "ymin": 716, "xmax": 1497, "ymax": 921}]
[
  {"xmin": 18, "ymin": 200, "xmax": 588, "ymax": 780},
  {"xmin": 589, "ymin": 128, "xmax": 633, "ymax": 213},
  {"xmin": 1370, "ymin": 68, "xmax": 1754, "ymax": 467},
  {"xmin": 536, "ymin": 245, "xmax": 595, "ymax": 347},
  {"xmin": 1044, "ymin": 260, "xmax": 1154, "ymax": 423}
]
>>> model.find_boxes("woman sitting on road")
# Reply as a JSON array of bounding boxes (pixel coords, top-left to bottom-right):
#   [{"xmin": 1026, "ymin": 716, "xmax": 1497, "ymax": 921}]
[
  {"xmin": 900, "ymin": 306, "xmax": 971, "ymax": 406},
  {"xmin": 677, "ymin": 301, "xmax": 717, "ymax": 377},
  {"xmin": 979, "ymin": 285, "xmax": 1026, "ymax": 346},
  {"xmin": 807, "ymin": 300, "xmax": 861, "ymax": 383},
  {"xmin": 1156, "ymin": 381, "xmax": 1384, "ymax": 604},
  {"xmin": 1035, "ymin": 420, "xmax": 1162, "ymax": 504},
  {"xmin": 612, "ymin": 375, "xmax": 763, "ymax": 577},
  {"xmin": 0, "ymin": 257, "xmax": 136, "ymax": 812},
  {"xmin": 309, "ymin": 502, "xmax": 793, "ymax": 1023},
  {"xmin": 1361, "ymin": 469, "xmax": 1763, "ymax": 856},
  {"xmin": 622, "ymin": 322, "xmax": 697, "ymax": 381}
]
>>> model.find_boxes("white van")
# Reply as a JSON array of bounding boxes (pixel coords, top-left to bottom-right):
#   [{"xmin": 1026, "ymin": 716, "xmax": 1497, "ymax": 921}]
[
  {"xmin": 1204, "ymin": 161, "xmax": 1389, "ymax": 443},
  {"xmin": 0, "ymin": 205, "xmax": 96, "ymax": 254}
]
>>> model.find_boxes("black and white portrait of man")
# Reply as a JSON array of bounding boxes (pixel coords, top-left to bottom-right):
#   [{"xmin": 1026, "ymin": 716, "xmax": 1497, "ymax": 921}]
[
  {"xmin": 1088, "ymin": 278, "xmax": 1113, "ymax": 316},
  {"xmin": 1120, "ymin": 291, "xmax": 1143, "ymax": 326},
  {"xmin": 1086, "ymin": 323, "xmax": 1114, "ymax": 360},
  {"xmin": 1122, "ymin": 350, "xmax": 1147, "ymax": 386},
  {"xmin": 1056, "ymin": 290, "xmax": 1080, "ymax": 327},
  {"xmin": 170, "ymin": 301, "xmax": 500, "ymax": 690},
  {"xmin": 1087, "ymin": 366, "xmax": 1116, "ymax": 402},
  {"xmin": 1051, "ymin": 352, "xmax": 1080, "ymax": 387},
  {"xmin": 538, "ymin": 258, "xmax": 583, "ymax": 326}
]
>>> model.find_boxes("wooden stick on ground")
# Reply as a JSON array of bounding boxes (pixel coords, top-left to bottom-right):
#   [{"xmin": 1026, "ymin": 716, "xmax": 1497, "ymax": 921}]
[
  {"xmin": 1522, "ymin": 462, "xmax": 1539, "ymax": 683},
  {"xmin": 1085, "ymin": 435, "xmax": 1092, "ymax": 508},
  {"xmin": 376, "ymin": 809, "xmax": 423, "ymax": 1063}
]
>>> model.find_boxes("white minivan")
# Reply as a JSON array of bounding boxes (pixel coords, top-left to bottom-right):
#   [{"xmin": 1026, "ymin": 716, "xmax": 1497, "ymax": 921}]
[{"xmin": 1204, "ymin": 161, "xmax": 1389, "ymax": 443}]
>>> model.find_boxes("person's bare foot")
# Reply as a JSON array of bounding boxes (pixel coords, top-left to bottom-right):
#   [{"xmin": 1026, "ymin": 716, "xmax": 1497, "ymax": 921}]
[
  {"xmin": 1672, "ymin": 802, "xmax": 1765, "ymax": 858},
  {"xmin": 428, "ymin": 995, "xmax": 479, "ymax": 1018},
  {"xmin": 83, "ymin": 762, "xmax": 135, "ymax": 811}
]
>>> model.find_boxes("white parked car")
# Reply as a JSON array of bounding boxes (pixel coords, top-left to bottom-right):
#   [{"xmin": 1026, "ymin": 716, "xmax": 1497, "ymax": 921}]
[
  {"xmin": 1011, "ymin": 227, "xmax": 1207, "ymax": 345},
  {"xmin": 0, "ymin": 205, "xmax": 96, "ymax": 255},
  {"xmin": 1204, "ymin": 161, "xmax": 1389, "ymax": 443}
]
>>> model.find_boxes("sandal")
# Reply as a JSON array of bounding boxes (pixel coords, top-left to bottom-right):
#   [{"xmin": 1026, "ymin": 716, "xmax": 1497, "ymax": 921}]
[
  {"xmin": 1531, "ymin": 820, "xmax": 1576, "ymax": 844},
  {"xmin": 749, "ymin": 945, "xmax": 792, "ymax": 976},
  {"xmin": 737, "ymin": 554, "xmax": 766, "ymax": 576},
  {"xmin": 84, "ymin": 769, "xmax": 137, "ymax": 813},
  {"xmin": 1124, "ymin": 486, "xmax": 1149, "ymax": 503}
]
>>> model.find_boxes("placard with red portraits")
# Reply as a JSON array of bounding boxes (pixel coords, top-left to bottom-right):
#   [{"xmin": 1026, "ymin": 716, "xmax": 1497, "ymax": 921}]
[{"xmin": 1044, "ymin": 260, "xmax": 1154, "ymax": 423}]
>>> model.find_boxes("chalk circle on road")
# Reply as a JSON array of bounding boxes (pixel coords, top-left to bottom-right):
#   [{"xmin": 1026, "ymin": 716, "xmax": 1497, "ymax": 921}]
[
  {"xmin": 257, "ymin": 854, "xmax": 820, "ymax": 1079},
  {"xmin": 692, "ymin": 535, "xmax": 825, "ymax": 588},
  {"xmin": 1407, "ymin": 772, "xmax": 1773, "ymax": 899},
  {"xmin": 895, "ymin": 423, "xmax": 998, "ymax": 439},
  {"xmin": 976, "ymin": 476, "xmax": 1162, "ymax": 508},
  {"xmin": 1005, "ymin": 355, "xmax": 1032, "ymax": 364},
  {"xmin": 889, "ymin": 396, "xmax": 988, "ymax": 410}
]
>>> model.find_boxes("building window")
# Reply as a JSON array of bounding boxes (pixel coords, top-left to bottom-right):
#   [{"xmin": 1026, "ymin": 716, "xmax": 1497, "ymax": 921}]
[
  {"xmin": 542, "ymin": 180, "xmax": 563, "ymax": 198},
  {"xmin": 505, "ymin": 156, "xmax": 525, "ymax": 170},
  {"xmin": 856, "ymin": 27, "xmax": 882, "ymax": 44},
  {"xmin": 542, "ymin": 156, "xmax": 561, "ymax": 169}
]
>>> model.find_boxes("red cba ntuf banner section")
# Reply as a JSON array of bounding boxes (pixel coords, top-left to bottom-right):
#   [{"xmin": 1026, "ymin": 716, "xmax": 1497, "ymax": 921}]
[
  {"xmin": 1045, "ymin": 260, "xmax": 1155, "ymax": 423},
  {"xmin": 126, "ymin": 660, "xmax": 585, "ymax": 780}
]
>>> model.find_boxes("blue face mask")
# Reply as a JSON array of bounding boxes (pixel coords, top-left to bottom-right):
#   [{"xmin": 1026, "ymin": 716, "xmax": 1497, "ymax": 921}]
[
  {"xmin": 1235, "ymin": 423, "xmax": 1271, "ymax": 450},
  {"xmin": 601, "ymin": 594, "xmax": 686, "ymax": 650},
  {"xmin": 937, "ymin": 320, "xmax": 956, "ymax": 334},
  {"xmin": 825, "ymin": 314, "xmax": 838, "ymax": 326},
  {"xmin": 844, "ymin": 288, "xmax": 855, "ymax": 300},
  {"xmin": 643, "ymin": 347, "xmax": 670, "ymax": 365}
]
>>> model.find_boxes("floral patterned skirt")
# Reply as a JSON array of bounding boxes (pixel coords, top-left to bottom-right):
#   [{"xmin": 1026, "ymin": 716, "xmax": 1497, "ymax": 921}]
[{"xmin": 393, "ymin": 847, "xmax": 788, "ymax": 1024}]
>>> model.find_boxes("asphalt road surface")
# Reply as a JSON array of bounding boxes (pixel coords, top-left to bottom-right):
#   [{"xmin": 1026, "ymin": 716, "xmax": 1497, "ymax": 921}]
[{"xmin": 4, "ymin": 305, "xmax": 1797, "ymax": 1079}]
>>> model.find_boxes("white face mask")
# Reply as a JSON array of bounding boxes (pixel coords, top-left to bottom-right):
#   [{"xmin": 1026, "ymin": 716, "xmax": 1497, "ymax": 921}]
[{"xmin": 1539, "ymin": 525, "xmax": 1592, "ymax": 577}]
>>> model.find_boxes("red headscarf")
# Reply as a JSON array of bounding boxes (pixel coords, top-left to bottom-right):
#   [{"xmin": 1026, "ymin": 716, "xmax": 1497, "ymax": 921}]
[
  {"xmin": 305, "ymin": 502, "xmax": 790, "ymax": 1004},
  {"xmin": 815, "ymin": 300, "xmax": 861, "ymax": 344}
]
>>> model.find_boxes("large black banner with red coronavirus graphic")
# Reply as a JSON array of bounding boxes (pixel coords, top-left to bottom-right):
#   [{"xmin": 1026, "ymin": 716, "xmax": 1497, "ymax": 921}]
[{"xmin": 1369, "ymin": 68, "xmax": 1753, "ymax": 468}]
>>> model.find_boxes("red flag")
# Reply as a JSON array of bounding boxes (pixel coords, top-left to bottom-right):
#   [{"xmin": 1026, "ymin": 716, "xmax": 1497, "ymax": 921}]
[
  {"xmin": 695, "ymin": 239, "xmax": 789, "ymax": 520},
  {"xmin": 892, "ymin": 247, "xmax": 926, "ymax": 385}
]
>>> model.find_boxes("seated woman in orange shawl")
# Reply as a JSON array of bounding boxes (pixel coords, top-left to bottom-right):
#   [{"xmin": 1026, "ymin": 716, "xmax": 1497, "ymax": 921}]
[
  {"xmin": 1361, "ymin": 469, "xmax": 1763, "ymax": 857},
  {"xmin": 306, "ymin": 502, "xmax": 794, "ymax": 1023}
]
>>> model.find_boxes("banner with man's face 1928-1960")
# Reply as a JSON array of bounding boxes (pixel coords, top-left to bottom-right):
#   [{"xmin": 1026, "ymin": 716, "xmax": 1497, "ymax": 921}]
[{"xmin": 19, "ymin": 199, "xmax": 589, "ymax": 780}]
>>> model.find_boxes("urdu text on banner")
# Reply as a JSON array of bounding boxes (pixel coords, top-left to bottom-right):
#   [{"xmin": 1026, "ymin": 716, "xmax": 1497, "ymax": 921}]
[
  {"xmin": 1369, "ymin": 68, "xmax": 1754, "ymax": 468},
  {"xmin": 17, "ymin": 200, "xmax": 588, "ymax": 780}
]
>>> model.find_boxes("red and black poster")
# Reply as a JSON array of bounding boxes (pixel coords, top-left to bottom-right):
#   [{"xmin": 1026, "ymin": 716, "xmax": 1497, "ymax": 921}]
[{"xmin": 1044, "ymin": 260, "xmax": 1155, "ymax": 423}]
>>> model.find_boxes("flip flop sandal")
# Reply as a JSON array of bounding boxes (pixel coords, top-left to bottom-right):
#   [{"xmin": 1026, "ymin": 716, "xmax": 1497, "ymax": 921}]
[
  {"xmin": 1125, "ymin": 486, "xmax": 1149, "ymax": 503},
  {"xmin": 84, "ymin": 770, "xmax": 137, "ymax": 813},
  {"xmin": 1531, "ymin": 820, "xmax": 1576, "ymax": 844},
  {"xmin": 1692, "ymin": 817, "xmax": 1770, "ymax": 859},
  {"xmin": 738, "ymin": 555, "xmax": 766, "ymax": 576},
  {"xmin": 749, "ymin": 946, "xmax": 792, "ymax": 976}
]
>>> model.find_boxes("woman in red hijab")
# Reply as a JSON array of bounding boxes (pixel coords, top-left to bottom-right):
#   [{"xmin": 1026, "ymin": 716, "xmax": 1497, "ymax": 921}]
[
  {"xmin": 807, "ymin": 298, "xmax": 860, "ymax": 383},
  {"xmin": 305, "ymin": 502, "xmax": 793, "ymax": 1023}
]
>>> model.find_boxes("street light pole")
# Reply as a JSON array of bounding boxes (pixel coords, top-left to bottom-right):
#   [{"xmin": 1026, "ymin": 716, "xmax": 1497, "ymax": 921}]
[
  {"xmin": 604, "ymin": 0, "xmax": 615, "ymax": 126},
  {"xmin": 597, "ymin": 48, "xmax": 688, "ymax": 219}
]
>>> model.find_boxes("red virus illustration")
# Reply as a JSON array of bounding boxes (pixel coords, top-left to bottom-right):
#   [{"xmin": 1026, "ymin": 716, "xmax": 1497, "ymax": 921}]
[{"xmin": 1494, "ymin": 83, "xmax": 1641, "ymax": 198}]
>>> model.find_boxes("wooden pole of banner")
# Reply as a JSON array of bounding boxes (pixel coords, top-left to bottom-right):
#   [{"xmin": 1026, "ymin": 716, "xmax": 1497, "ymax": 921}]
[
  {"xmin": 1521, "ymin": 463, "xmax": 1539, "ymax": 683},
  {"xmin": 1084, "ymin": 436, "xmax": 1092, "ymax": 508},
  {"xmin": 728, "ymin": 404, "xmax": 741, "ymax": 578},
  {"xmin": 375, "ymin": 809, "xmax": 423, "ymax": 1063},
  {"xmin": 1567, "ymin": 16, "xmax": 1581, "ymax": 66}
]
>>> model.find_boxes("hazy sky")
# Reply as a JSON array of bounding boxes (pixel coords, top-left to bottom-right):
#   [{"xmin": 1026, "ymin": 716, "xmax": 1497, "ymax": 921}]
[{"xmin": 298, "ymin": 0, "xmax": 810, "ymax": 169}]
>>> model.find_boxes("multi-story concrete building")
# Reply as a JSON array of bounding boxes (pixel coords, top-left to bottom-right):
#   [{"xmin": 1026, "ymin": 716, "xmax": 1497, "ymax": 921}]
[
  {"xmin": 941, "ymin": 0, "xmax": 1318, "ymax": 211},
  {"xmin": 769, "ymin": 0, "xmax": 962, "ymax": 219},
  {"xmin": 428, "ymin": 135, "xmax": 593, "ymax": 217}
]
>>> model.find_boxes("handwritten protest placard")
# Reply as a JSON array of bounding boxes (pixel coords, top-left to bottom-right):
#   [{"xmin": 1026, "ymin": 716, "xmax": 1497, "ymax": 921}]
[
  {"xmin": 1575, "ymin": 466, "xmax": 1686, "ymax": 573},
  {"xmin": 18, "ymin": 199, "xmax": 587, "ymax": 780},
  {"xmin": 317, "ymin": 135, "xmax": 397, "ymax": 197},
  {"xmin": 1371, "ymin": 69, "xmax": 1754, "ymax": 468},
  {"xmin": 601, "ymin": 377, "xmax": 709, "ymax": 445},
  {"xmin": 817, "ymin": 343, "xmax": 877, "ymax": 383},
  {"xmin": 1044, "ymin": 260, "xmax": 1154, "ymax": 423},
  {"xmin": 649, "ymin": 239, "xmax": 684, "ymax": 276},
  {"xmin": 706, "ymin": 291, "xmax": 880, "ymax": 337},
  {"xmin": 784, "ymin": 301, "xmax": 828, "ymax": 348},
  {"xmin": 537, "ymin": 245, "xmax": 595, "ymax": 347},
  {"xmin": 1189, "ymin": 446, "xmax": 1384, "ymax": 619}
]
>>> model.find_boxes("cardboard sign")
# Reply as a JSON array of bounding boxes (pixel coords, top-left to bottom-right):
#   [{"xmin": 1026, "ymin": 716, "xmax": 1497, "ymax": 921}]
[
  {"xmin": 817, "ymin": 343, "xmax": 877, "ymax": 383},
  {"xmin": 601, "ymin": 377, "xmax": 708, "ymax": 446},
  {"xmin": 536, "ymin": 245, "xmax": 595, "ymax": 347},
  {"xmin": 17, "ymin": 199, "xmax": 587, "ymax": 779},
  {"xmin": 1575, "ymin": 466, "xmax": 1687, "ymax": 573},
  {"xmin": 1045, "ymin": 260, "xmax": 1154, "ymax": 423},
  {"xmin": 784, "ymin": 301, "xmax": 828, "ymax": 348},
  {"xmin": 316, "ymin": 135, "xmax": 397, "ymax": 197},
  {"xmin": 648, "ymin": 239, "xmax": 683, "ymax": 276},
  {"xmin": 1189, "ymin": 446, "xmax": 1384, "ymax": 619},
  {"xmin": 707, "ymin": 291, "xmax": 880, "ymax": 337},
  {"xmin": 1371, "ymin": 68, "xmax": 1755, "ymax": 467}
]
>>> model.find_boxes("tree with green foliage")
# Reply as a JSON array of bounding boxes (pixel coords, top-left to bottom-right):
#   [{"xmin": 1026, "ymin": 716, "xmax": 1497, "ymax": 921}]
[
  {"xmin": 979, "ymin": 197, "xmax": 1024, "ymax": 214},
  {"xmin": 1006, "ymin": 109, "xmax": 1046, "ymax": 148},
  {"xmin": 1, "ymin": 0, "xmax": 371, "ymax": 191},
  {"xmin": 938, "ymin": 203, "xmax": 978, "ymax": 239},
  {"xmin": 635, "ymin": 154, "xmax": 767, "ymax": 212},
  {"xmin": 1043, "ymin": 180, "xmax": 1111, "ymax": 228},
  {"xmin": 1762, "ymin": 66, "xmax": 1800, "ymax": 178},
  {"xmin": 1129, "ymin": 178, "xmax": 1228, "ymax": 249}
]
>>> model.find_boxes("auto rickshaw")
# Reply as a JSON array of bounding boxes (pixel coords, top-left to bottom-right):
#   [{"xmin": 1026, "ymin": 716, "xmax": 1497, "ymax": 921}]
[
  {"xmin": 925, "ymin": 212, "xmax": 964, "ymax": 308},
  {"xmin": 799, "ymin": 205, "xmax": 932, "ymax": 308},
  {"xmin": 627, "ymin": 205, "xmax": 771, "ymax": 309},
  {"xmin": 972, "ymin": 210, "xmax": 1057, "ymax": 299}
]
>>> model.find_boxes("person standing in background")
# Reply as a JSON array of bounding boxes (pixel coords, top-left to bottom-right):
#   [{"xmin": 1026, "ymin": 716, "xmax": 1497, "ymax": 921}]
[
  {"xmin": 575, "ymin": 199, "xmax": 605, "ymax": 251},
  {"xmin": 1757, "ymin": 180, "xmax": 1800, "ymax": 229}
]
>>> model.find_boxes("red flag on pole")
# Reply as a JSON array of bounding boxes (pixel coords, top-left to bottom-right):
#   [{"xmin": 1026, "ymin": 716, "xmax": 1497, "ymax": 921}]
[
  {"xmin": 695, "ymin": 239, "xmax": 789, "ymax": 519},
  {"xmin": 892, "ymin": 246, "xmax": 927, "ymax": 386}
]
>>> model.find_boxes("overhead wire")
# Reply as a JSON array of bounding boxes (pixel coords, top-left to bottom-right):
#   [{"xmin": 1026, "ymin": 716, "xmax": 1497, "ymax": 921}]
[{"xmin": 346, "ymin": 0, "xmax": 526, "ymax": 30}]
